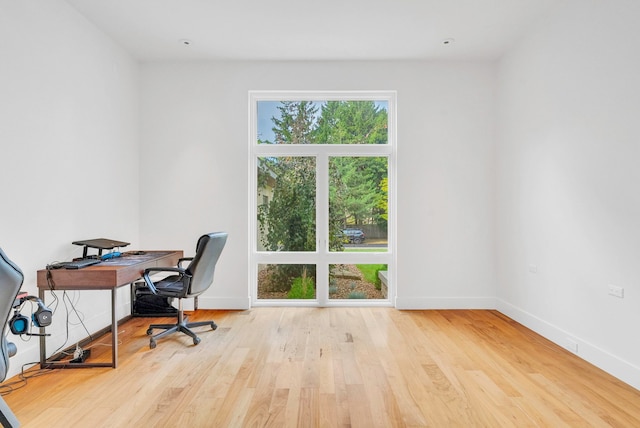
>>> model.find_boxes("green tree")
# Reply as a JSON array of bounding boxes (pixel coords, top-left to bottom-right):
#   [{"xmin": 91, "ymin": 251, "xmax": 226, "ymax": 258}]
[
  {"xmin": 259, "ymin": 156, "xmax": 315, "ymax": 253},
  {"xmin": 331, "ymin": 157, "xmax": 387, "ymax": 227},
  {"xmin": 273, "ymin": 101, "xmax": 318, "ymax": 145},
  {"xmin": 317, "ymin": 101, "xmax": 388, "ymax": 228},
  {"xmin": 315, "ymin": 101, "xmax": 387, "ymax": 145},
  {"xmin": 378, "ymin": 177, "xmax": 388, "ymax": 221}
]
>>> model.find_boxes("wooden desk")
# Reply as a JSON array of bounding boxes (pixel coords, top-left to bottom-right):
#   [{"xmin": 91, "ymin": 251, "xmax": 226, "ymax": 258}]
[{"xmin": 37, "ymin": 250, "xmax": 182, "ymax": 368}]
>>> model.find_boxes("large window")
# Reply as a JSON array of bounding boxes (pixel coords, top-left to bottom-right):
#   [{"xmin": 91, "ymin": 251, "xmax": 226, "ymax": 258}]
[{"xmin": 250, "ymin": 91, "xmax": 396, "ymax": 307}]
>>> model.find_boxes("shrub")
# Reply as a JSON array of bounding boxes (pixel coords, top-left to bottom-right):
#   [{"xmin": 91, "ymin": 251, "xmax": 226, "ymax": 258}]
[
  {"xmin": 287, "ymin": 276, "xmax": 315, "ymax": 299},
  {"xmin": 348, "ymin": 291, "xmax": 366, "ymax": 299}
]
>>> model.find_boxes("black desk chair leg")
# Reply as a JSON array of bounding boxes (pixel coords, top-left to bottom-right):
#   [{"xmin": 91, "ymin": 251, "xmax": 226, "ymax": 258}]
[{"xmin": 146, "ymin": 299, "xmax": 217, "ymax": 349}]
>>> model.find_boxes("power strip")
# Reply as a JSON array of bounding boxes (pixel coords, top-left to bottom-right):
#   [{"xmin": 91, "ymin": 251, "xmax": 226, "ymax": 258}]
[{"xmin": 70, "ymin": 349, "xmax": 91, "ymax": 363}]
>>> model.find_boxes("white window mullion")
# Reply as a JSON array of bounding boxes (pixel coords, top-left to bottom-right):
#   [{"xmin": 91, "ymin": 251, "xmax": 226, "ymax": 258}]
[{"xmin": 316, "ymin": 152, "xmax": 329, "ymax": 305}]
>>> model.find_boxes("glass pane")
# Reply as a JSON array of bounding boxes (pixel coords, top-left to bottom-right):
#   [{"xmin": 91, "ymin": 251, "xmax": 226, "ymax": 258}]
[
  {"xmin": 257, "ymin": 156, "xmax": 316, "ymax": 252},
  {"xmin": 257, "ymin": 100, "xmax": 388, "ymax": 145},
  {"xmin": 258, "ymin": 264, "xmax": 316, "ymax": 300},
  {"xmin": 329, "ymin": 157, "xmax": 388, "ymax": 253},
  {"xmin": 329, "ymin": 264, "xmax": 387, "ymax": 300}
]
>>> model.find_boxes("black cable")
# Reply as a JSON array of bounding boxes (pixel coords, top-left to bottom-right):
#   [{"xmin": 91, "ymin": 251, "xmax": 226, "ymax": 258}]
[
  {"xmin": 43, "ymin": 262, "xmax": 94, "ymax": 356},
  {"xmin": 45, "ymin": 264, "xmax": 60, "ymax": 314},
  {"xmin": 0, "ymin": 362, "xmax": 56, "ymax": 396},
  {"xmin": 62, "ymin": 291, "xmax": 93, "ymax": 343}
]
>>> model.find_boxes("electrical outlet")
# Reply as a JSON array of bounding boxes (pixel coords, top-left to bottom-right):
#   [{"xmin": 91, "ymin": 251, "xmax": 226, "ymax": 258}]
[
  {"xmin": 528, "ymin": 265, "xmax": 538, "ymax": 274},
  {"xmin": 608, "ymin": 284, "xmax": 624, "ymax": 298}
]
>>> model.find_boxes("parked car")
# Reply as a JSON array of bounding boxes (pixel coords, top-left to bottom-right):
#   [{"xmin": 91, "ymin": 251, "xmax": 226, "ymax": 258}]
[{"xmin": 342, "ymin": 228, "xmax": 365, "ymax": 244}]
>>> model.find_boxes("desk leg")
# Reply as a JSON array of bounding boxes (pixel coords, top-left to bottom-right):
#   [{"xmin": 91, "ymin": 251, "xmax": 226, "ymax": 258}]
[
  {"xmin": 38, "ymin": 288, "xmax": 117, "ymax": 369},
  {"xmin": 112, "ymin": 288, "xmax": 118, "ymax": 368},
  {"xmin": 39, "ymin": 288, "xmax": 46, "ymax": 369}
]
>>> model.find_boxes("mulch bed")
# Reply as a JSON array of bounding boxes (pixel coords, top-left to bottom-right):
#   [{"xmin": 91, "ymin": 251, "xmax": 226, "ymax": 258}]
[{"xmin": 258, "ymin": 264, "xmax": 384, "ymax": 300}]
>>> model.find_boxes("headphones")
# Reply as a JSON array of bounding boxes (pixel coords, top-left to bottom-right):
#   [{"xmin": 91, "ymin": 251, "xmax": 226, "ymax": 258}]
[{"xmin": 9, "ymin": 296, "xmax": 52, "ymax": 335}]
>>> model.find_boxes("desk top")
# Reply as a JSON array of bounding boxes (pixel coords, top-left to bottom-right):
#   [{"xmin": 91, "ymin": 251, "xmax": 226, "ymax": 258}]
[{"xmin": 37, "ymin": 250, "xmax": 183, "ymax": 290}]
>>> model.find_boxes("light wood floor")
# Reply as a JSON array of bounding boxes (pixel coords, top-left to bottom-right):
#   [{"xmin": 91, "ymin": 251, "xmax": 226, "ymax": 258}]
[{"xmin": 3, "ymin": 308, "xmax": 640, "ymax": 427}]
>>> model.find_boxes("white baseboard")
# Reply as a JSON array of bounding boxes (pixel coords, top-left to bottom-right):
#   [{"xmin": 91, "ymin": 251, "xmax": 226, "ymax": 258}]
[
  {"xmin": 496, "ymin": 299, "xmax": 640, "ymax": 392},
  {"xmin": 395, "ymin": 296, "xmax": 497, "ymax": 310},
  {"xmin": 197, "ymin": 296, "xmax": 251, "ymax": 310}
]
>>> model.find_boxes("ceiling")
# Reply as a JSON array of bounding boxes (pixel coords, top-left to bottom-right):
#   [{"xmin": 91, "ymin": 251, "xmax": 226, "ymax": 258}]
[{"xmin": 64, "ymin": 0, "xmax": 562, "ymax": 62}]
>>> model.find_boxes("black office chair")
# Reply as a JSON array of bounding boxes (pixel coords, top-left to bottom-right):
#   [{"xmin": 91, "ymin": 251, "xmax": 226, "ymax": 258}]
[
  {"xmin": 0, "ymin": 248, "xmax": 25, "ymax": 427},
  {"xmin": 142, "ymin": 232, "xmax": 228, "ymax": 349},
  {"xmin": 0, "ymin": 249, "xmax": 22, "ymax": 382}
]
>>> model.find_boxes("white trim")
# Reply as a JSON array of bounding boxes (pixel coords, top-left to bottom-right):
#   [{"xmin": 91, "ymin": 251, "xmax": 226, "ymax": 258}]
[
  {"xmin": 197, "ymin": 296, "xmax": 251, "ymax": 310},
  {"xmin": 250, "ymin": 90, "xmax": 397, "ymax": 105},
  {"xmin": 252, "ymin": 299, "xmax": 394, "ymax": 308},
  {"xmin": 496, "ymin": 299, "xmax": 640, "ymax": 391},
  {"xmin": 395, "ymin": 297, "xmax": 498, "ymax": 310}
]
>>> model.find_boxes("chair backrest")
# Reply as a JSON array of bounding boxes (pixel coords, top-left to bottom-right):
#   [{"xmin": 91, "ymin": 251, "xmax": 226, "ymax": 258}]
[
  {"xmin": 0, "ymin": 248, "xmax": 24, "ymax": 382},
  {"xmin": 185, "ymin": 232, "xmax": 228, "ymax": 297}
]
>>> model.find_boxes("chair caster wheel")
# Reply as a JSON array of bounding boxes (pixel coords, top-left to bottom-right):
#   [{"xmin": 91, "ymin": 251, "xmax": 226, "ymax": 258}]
[
  {"xmin": 146, "ymin": 329, "xmax": 153, "ymax": 335},
  {"xmin": 150, "ymin": 340, "xmax": 156, "ymax": 349},
  {"xmin": 211, "ymin": 323, "xmax": 217, "ymax": 330},
  {"xmin": 193, "ymin": 337, "xmax": 201, "ymax": 346}
]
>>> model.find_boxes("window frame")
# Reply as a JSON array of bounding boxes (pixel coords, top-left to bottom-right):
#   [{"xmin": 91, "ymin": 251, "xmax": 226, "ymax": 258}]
[{"xmin": 249, "ymin": 90, "xmax": 397, "ymax": 307}]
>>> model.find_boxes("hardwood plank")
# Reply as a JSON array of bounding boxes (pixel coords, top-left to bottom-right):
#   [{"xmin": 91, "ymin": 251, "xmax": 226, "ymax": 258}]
[{"xmin": 2, "ymin": 309, "xmax": 639, "ymax": 427}]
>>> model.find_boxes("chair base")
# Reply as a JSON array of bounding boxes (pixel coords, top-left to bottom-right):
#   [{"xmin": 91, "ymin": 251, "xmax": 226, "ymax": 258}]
[{"xmin": 147, "ymin": 312, "xmax": 217, "ymax": 349}]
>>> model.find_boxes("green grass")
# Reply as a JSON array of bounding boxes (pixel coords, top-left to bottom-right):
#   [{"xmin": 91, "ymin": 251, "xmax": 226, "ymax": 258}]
[{"xmin": 355, "ymin": 264, "xmax": 387, "ymax": 287}]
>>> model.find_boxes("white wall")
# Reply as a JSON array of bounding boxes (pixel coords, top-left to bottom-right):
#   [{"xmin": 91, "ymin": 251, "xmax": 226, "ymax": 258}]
[
  {"xmin": 495, "ymin": 0, "xmax": 640, "ymax": 389},
  {"xmin": 0, "ymin": 0, "xmax": 139, "ymax": 376},
  {"xmin": 138, "ymin": 61, "xmax": 498, "ymax": 310}
]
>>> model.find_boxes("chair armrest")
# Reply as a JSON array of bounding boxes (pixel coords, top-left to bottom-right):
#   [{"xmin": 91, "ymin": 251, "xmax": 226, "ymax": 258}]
[
  {"xmin": 142, "ymin": 267, "xmax": 185, "ymax": 294},
  {"xmin": 177, "ymin": 257, "xmax": 193, "ymax": 268}
]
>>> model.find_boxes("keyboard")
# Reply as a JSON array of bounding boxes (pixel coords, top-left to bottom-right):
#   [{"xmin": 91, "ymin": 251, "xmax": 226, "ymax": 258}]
[{"xmin": 64, "ymin": 258, "xmax": 101, "ymax": 269}]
